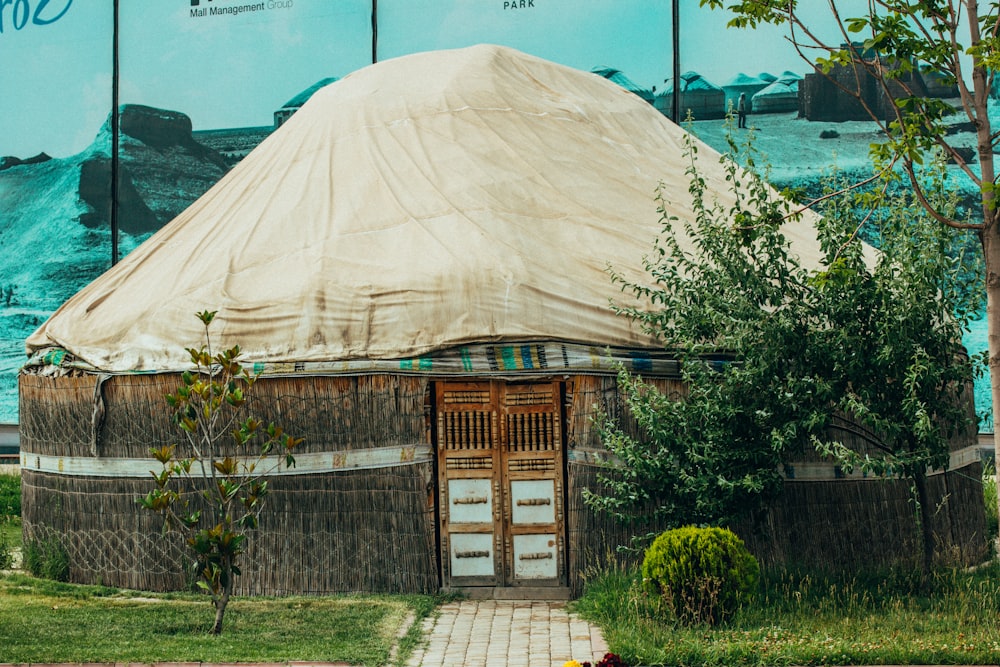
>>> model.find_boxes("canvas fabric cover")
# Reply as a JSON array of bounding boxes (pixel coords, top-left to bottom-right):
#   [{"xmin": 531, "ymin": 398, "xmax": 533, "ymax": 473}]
[{"xmin": 27, "ymin": 44, "xmax": 829, "ymax": 373}]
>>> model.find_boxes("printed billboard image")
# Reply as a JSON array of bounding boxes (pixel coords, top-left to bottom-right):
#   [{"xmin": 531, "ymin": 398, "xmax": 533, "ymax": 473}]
[
  {"xmin": 378, "ymin": 0, "xmax": 672, "ymax": 106},
  {"xmin": 0, "ymin": 1, "xmax": 114, "ymax": 422},
  {"xmin": 0, "ymin": 0, "xmax": 373, "ymax": 423},
  {"xmin": 2, "ymin": 2, "xmax": 992, "ymax": 429},
  {"xmin": 679, "ymin": 3, "xmax": 992, "ymax": 429}
]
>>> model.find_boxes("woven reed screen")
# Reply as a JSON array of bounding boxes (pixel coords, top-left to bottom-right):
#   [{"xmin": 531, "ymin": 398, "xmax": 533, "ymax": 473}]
[
  {"xmin": 563, "ymin": 375, "xmax": 989, "ymax": 594},
  {"xmin": 19, "ymin": 372, "xmax": 437, "ymax": 594}
]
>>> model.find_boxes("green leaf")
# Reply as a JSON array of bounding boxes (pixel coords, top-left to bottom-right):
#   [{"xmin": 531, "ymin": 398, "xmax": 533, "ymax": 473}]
[{"xmin": 150, "ymin": 444, "xmax": 176, "ymax": 465}]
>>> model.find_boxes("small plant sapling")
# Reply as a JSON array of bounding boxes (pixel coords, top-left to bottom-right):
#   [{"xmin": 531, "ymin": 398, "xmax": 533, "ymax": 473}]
[{"xmin": 139, "ymin": 310, "xmax": 302, "ymax": 635}]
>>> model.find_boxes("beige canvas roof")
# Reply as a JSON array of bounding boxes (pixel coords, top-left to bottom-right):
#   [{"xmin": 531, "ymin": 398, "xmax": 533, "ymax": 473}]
[{"xmin": 26, "ymin": 44, "xmax": 827, "ymax": 373}]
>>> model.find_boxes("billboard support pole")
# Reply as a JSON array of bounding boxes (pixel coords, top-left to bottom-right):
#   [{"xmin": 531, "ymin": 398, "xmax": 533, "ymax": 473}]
[
  {"xmin": 111, "ymin": 0, "xmax": 120, "ymax": 266},
  {"xmin": 372, "ymin": 0, "xmax": 378, "ymax": 64},
  {"xmin": 672, "ymin": 0, "xmax": 680, "ymax": 123}
]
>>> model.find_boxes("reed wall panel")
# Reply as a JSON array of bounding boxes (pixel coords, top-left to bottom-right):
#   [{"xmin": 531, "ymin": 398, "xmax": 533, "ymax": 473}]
[
  {"xmin": 20, "ymin": 372, "xmax": 436, "ymax": 594},
  {"xmin": 563, "ymin": 374, "xmax": 989, "ymax": 585},
  {"xmin": 21, "ymin": 372, "xmax": 429, "ymax": 459},
  {"xmin": 20, "ymin": 373, "xmax": 105, "ymax": 458},
  {"xmin": 22, "ymin": 464, "xmax": 437, "ymax": 594},
  {"xmin": 732, "ymin": 463, "xmax": 989, "ymax": 569}
]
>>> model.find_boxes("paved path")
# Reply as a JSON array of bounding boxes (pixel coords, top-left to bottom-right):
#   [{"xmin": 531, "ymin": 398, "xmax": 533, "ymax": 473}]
[{"xmin": 404, "ymin": 600, "xmax": 608, "ymax": 667}]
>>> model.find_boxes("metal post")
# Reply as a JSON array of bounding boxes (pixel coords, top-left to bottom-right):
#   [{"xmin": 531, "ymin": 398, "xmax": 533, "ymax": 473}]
[
  {"xmin": 111, "ymin": 0, "xmax": 120, "ymax": 265},
  {"xmin": 372, "ymin": 0, "xmax": 378, "ymax": 64},
  {"xmin": 672, "ymin": 0, "xmax": 681, "ymax": 123}
]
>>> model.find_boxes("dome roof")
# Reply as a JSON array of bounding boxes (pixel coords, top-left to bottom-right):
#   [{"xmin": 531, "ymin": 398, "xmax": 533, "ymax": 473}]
[
  {"xmin": 590, "ymin": 66, "xmax": 654, "ymax": 103},
  {"xmin": 27, "ymin": 45, "xmax": 827, "ymax": 372},
  {"xmin": 278, "ymin": 77, "xmax": 340, "ymax": 111}
]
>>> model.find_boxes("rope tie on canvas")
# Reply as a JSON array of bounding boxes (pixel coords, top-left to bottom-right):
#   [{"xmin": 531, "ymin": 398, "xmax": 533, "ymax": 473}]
[{"xmin": 90, "ymin": 373, "xmax": 113, "ymax": 457}]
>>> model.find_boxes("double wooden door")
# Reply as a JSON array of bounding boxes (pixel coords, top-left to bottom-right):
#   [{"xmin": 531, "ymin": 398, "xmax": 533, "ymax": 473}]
[{"xmin": 436, "ymin": 380, "xmax": 566, "ymax": 588}]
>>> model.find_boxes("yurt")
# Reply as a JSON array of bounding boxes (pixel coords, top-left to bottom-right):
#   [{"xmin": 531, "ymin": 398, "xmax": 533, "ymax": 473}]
[
  {"xmin": 655, "ymin": 71, "xmax": 726, "ymax": 120},
  {"xmin": 591, "ymin": 66, "xmax": 655, "ymax": 104},
  {"xmin": 273, "ymin": 76, "xmax": 339, "ymax": 128},
  {"xmin": 752, "ymin": 72, "xmax": 803, "ymax": 114},
  {"xmin": 722, "ymin": 72, "xmax": 770, "ymax": 115},
  {"xmin": 20, "ymin": 45, "xmax": 987, "ymax": 597}
]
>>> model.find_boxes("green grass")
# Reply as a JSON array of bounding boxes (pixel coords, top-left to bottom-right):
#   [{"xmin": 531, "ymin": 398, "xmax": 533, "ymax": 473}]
[
  {"xmin": 0, "ymin": 520, "xmax": 18, "ymax": 550},
  {"xmin": 0, "ymin": 473, "xmax": 19, "ymax": 519},
  {"xmin": 0, "ymin": 573, "xmax": 438, "ymax": 665},
  {"xmin": 572, "ymin": 561, "xmax": 1000, "ymax": 666},
  {"xmin": 984, "ymin": 461, "xmax": 998, "ymax": 542},
  {"xmin": 0, "ymin": 472, "xmax": 20, "ymax": 569}
]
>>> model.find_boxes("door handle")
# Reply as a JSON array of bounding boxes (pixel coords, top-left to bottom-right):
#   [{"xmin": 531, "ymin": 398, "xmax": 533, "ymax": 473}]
[
  {"xmin": 519, "ymin": 552, "xmax": 553, "ymax": 560},
  {"xmin": 454, "ymin": 496, "xmax": 489, "ymax": 505},
  {"xmin": 516, "ymin": 498, "xmax": 551, "ymax": 506},
  {"xmin": 455, "ymin": 550, "xmax": 490, "ymax": 558}
]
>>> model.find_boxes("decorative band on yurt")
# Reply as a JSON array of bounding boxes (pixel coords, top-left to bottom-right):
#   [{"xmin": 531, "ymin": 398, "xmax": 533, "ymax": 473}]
[
  {"xmin": 24, "ymin": 342, "xmax": 682, "ymax": 378},
  {"xmin": 20, "ymin": 444, "xmax": 432, "ymax": 478}
]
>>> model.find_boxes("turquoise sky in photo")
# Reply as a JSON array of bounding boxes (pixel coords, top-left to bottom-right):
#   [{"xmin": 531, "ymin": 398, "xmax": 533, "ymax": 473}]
[
  {"xmin": 0, "ymin": 0, "xmax": 854, "ymax": 160},
  {"xmin": 377, "ymin": 0, "xmax": 672, "ymax": 92},
  {"xmin": 0, "ymin": 1, "xmax": 112, "ymax": 159},
  {"xmin": 119, "ymin": 0, "xmax": 372, "ymax": 136}
]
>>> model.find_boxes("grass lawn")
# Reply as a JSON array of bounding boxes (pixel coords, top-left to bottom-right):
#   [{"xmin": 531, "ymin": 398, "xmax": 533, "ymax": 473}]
[
  {"xmin": 0, "ymin": 470, "xmax": 438, "ymax": 665},
  {"xmin": 573, "ymin": 561, "xmax": 1000, "ymax": 666},
  {"xmin": 0, "ymin": 519, "xmax": 18, "ymax": 551},
  {"xmin": 0, "ymin": 573, "xmax": 437, "ymax": 665}
]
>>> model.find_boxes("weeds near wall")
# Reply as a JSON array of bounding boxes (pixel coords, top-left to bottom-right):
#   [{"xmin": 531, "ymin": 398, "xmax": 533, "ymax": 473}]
[{"xmin": 22, "ymin": 534, "xmax": 69, "ymax": 581}]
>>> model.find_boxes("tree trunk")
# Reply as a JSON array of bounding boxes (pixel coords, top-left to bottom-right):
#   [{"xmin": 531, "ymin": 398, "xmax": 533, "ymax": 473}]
[
  {"xmin": 965, "ymin": 0, "xmax": 1000, "ymax": 535},
  {"xmin": 983, "ymin": 225, "xmax": 1000, "ymax": 533},
  {"xmin": 912, "ymin": 468, "xmax": 934, "ymax": 577},
  {"xmin": 210, "ymin": 560, "xmax": 233, "ymax": 635}
]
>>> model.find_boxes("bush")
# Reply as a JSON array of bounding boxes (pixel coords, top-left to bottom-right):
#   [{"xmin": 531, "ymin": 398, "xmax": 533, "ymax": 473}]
[
  {"xmin": 641, "ymin": 525, "xmax": 759, "ymax": 625},
  {"xmin": 23, "ymin": 534, "xmax": 70, "ymax": 582}
]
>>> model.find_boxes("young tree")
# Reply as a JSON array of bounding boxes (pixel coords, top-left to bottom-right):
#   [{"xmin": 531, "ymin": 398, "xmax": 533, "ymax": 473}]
[
  {"xmin": 586, "ymin": 132, "xmax": 979, "ymax": 573},
  {"xmin": 586, "ymin": 134, "xmax": 837, "ymax": 534},
  {"xmin": 699, "ymin": 0, "xmax": 1000, "ymax": 528},
  {"xmin": 139, "ymin": 310, "xmax": 302, "ymax": 635}
]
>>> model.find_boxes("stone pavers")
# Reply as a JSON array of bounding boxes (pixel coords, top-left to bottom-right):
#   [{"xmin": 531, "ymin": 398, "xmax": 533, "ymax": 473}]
[{"xmin": 405, "ymin": 600, "xmax": 608, "ymax": 667}]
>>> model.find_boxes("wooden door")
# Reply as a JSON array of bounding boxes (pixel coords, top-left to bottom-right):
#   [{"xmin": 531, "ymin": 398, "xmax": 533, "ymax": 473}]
[
  {"xmin": 437, "ymin": 380, "xmax": 566, "ymax": 589},
  {"xmin": 501, "ymin": 382, "xmax": 565, "ymax": 586}
]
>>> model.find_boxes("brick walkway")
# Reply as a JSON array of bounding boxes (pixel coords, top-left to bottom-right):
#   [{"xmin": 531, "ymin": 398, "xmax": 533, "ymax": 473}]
[{"xmin": 404, "ymin": 600, "xmax": 608, "ymax": 667}]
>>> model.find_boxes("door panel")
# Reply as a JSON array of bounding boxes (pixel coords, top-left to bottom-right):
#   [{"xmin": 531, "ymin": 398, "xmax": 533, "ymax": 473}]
[
  {"xmin": 501, "ymin": 382, "xmax": 564, "ymax": 586},
  {"xmin": 450, "ymin": 533, "xmax": 496, "ymax": 578},
  {"xmin": 437, "ymin": 380, "xmax": 566, "ymax": 589},
  {"xmin": 510, "ymin": 479, "xmax": 555, "ymax": 525},
  {"xmin": 447, "ymin": 478, "xmax": 494, "ymax": 523},
  {"xmin": 512, "ymin": 533, "xmax": 559, "ymax": 579},
  {"xmin": 437, "ymin": 382, "xmax": 501, "ymax": 587}
]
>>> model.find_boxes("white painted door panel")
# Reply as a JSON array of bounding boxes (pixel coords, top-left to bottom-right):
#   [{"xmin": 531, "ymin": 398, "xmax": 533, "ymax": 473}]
[
  {"xmin": 510, "ymin": 479, "xmax": 555, "ymax": 525},
  {"xmin": 513, "ymin": 533, "xmax": 558, "ymax": 579},
  {"xmin": 450, "ymin": 533, "xmax": 495, "ymax": 578},
  {"xmin": 448, "ymin": 478, "xmax": 493, "ymax": 524}
]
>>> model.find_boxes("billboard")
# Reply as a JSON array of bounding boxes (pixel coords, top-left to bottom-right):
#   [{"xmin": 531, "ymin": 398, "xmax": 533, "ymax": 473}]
[
  {"xmin": 1, "ymin": 1, "xmax": 990, "ymax": 427},
  {"xmin": 1, "ymin": 1, "xmax": 114, "ymax": 421}
]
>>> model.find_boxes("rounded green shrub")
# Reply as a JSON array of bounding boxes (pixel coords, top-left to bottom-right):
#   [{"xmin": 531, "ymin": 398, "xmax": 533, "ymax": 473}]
[{"xmin": 641, "ymin": 525, "xmax": 759, "ymax": 625}]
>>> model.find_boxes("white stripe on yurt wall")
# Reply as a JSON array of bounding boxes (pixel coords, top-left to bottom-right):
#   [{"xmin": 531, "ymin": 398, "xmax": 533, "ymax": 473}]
[
  {"xmin": 19, "ymin": 444, "xmax": 432, "ymax": 478},
  {"xmin": 568, "ymin": 445, "xmax": 985, "ymax": 482}
]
